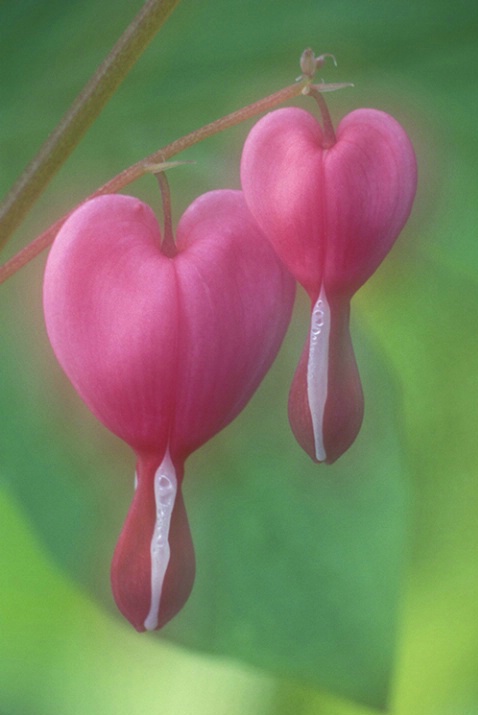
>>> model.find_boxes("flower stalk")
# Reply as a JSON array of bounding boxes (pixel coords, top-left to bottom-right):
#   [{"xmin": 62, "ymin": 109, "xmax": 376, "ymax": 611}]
[
  {"xmin": 0, "ymin": 79, "xmax": 339, "ymax": 285},
  {"xmin": 0, "ymin": 0, "xmax": 182, "ymax": 251},
  {"xmin": 155, "ymin": 171, "xmax": 176, "ymax": 257}
]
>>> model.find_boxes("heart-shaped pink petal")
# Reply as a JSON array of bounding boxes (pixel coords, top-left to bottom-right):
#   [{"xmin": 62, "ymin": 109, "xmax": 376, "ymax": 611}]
[
  {"xmin": 241, "ymin": 106, "xmax": 417, "ymax": 463},
  {"xmin": 44, "ymin": 190, "xmax": 295, "ymax": 629}
]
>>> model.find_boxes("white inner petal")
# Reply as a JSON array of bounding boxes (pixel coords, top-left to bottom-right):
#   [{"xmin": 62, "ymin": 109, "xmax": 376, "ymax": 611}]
[
  {"xmin": 307, "ymin": 286, "xmax": 331, "ymax": 462},
  {"xmin": 143, "ymin": 449, "xmax": 177, "ymax": 631}
]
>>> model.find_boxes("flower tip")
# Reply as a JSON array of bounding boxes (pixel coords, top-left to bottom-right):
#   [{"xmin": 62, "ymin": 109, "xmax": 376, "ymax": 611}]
[
  {"xmin": 287, "ymin": 295, "xmax": 364, "ymax": 466},
  {"xmin": 300, "ymin": 49, "xmax": 337, "ymax": 78},
  {"xmin": 111, "ymin": 456, "xmax": 195, "ymax": 632},
  {"xmin": 300, "ymin": 48, "xmax": 317, "ymax": 78}
]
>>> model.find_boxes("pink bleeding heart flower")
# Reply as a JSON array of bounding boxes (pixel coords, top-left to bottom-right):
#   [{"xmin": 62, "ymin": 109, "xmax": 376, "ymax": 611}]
[
  {"xmin": 241, "ymin": 106, "xmax": 417, "ymax": 464},
  {"xmin": 43, "ymin": 190, "xmax": 295, "ymax": 631}
]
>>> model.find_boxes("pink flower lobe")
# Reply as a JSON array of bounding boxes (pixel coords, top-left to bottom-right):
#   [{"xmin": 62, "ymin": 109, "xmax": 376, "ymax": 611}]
[
  {"xmin": 241, "ymin": 105, "xmax": 417, "ymax": 463},
  {"xmin": 44, "ymin": 190, "xmax": 295, "ymax": 629}
]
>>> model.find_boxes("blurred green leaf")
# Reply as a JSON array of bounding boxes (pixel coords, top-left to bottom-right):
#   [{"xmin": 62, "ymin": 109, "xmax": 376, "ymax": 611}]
[{"xmin": 163, "ymin": 319, "xmax": 409, "ymax": 710}]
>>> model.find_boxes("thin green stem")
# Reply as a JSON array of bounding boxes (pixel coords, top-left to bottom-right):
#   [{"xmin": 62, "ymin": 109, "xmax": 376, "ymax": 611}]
[
  {"xmin": 0, "ymin": 81, "xmax": 304, "ymax": 285},
  {"xmin": 0, "ymin": 0, "xmax": 181, "ymax": 251},
  {"xmin": 156, "ymin": 172, "xmax": 176, "ymax": 257},
  {"xmin": 307, "ymin": 86, "xmax": 336, "ymax": 148}
]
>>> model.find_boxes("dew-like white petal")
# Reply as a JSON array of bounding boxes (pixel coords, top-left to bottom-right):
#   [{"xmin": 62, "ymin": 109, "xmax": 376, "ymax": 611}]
[
  {"xmin": 307, "ymin": 287, "xmax": 331, "ymax": 462},
  {"xmin": 144, "ymin": 450, "xmax": 177, "ymax": 631}
]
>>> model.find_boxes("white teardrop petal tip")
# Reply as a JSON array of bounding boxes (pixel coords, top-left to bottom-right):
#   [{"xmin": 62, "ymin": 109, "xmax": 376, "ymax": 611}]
[
  {"xmin": 307, "ymin": 288, "xmax": 331, "ymax": 462},
  {"xmin": 144, "ymin": 449, "xmax": 177, "ymax": 631}
]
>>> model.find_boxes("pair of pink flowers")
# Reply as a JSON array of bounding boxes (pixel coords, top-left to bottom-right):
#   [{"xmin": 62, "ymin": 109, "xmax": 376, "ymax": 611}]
[{"xmin": 43, "ymin": 103, "xmax": 417, "ymax": 631}]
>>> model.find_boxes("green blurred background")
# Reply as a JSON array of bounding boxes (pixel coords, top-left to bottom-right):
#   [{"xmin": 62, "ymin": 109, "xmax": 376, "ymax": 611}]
[{"xmin": 1, "ymin": 1, "xmax": 478, "ymax": 713}]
